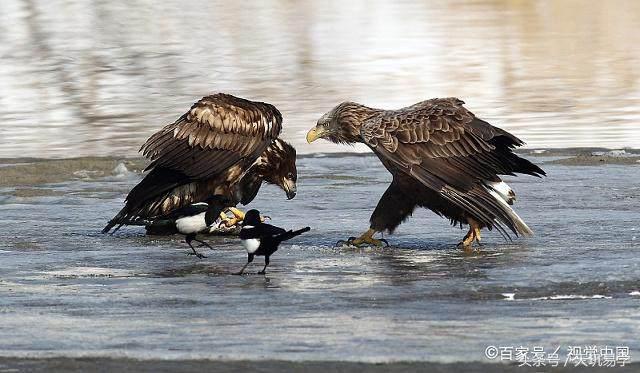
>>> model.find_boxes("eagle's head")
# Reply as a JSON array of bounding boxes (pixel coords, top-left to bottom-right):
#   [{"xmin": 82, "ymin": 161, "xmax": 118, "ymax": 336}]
[
  {"xmin": 306, "ymin": 102, "xmax": 372, "ymax": 145},
  {"xmin": 258, "ymin": 139, "xmax": 297, "ymax": 199}
]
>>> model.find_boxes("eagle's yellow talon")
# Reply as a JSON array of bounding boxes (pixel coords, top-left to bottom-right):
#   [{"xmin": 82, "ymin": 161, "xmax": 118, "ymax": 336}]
[
  {"xmin": 458, "ymin": 218, "xmax": 482, "ymax": 251},
  {"xmin": 227, "ymin": 207, "xmax": 246, "ymax": 221},
  {"xmin": 217, "ymin": 211, "xmax": 238, "ymax": 228},
  {"xmin": 215, "ymin": 207, "xmax": 245, "ymax": 227},
  {"xmin": 223, "ymin": 218, "xmax": 239, "ymax": 227},
  {"xmin": 347, "ymin": 229, "xmax": 388, "ymax": 247},
  {"xmin": 219, "ymin": 208, "xmax": 269, "ymax": 228}
]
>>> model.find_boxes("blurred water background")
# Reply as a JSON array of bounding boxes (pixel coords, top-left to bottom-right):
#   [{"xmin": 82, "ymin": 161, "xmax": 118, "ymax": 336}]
[{"xmin": 1, "ymin": 0, "xmax": 640, "ymax": 158}]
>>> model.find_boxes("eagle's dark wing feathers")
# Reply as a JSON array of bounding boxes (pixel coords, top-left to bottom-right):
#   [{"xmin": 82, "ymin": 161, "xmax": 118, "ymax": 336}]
[
  {"xmin": 361, "ymin": 98, "xmax": 540, "ymax": 182},
  {"xmin": 140, "ymin": 93, "xmax": 282, "ymax": 180}
]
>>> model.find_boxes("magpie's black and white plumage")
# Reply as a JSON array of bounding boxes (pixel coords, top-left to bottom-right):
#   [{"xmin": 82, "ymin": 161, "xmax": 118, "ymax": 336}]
[
  {"xmin": 237, "ymin": 209, "xmax": 310, "ymax": 275},
  {"xmin": 160, "ymin": 196, "xmax": 230, "ymax": 258},
  {"xmin": 102, "ymin": 93, "xmax": 298, "ymax": 234}
]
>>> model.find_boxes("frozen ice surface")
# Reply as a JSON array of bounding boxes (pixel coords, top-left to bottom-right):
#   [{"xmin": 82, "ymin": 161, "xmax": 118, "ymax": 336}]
[{"xmin": 0, "ymin": 155, "xmax": 639, "ymax": 362}]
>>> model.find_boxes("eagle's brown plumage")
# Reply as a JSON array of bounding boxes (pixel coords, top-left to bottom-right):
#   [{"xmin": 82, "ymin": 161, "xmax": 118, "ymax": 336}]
[
  {"xmin": 103, "ymin": 93, "xmax": 296, "ymax": 234},
  {"xmin": 307, "ymin": 98, "xmax": 545, "ymax": 245},
  {"xmin": 141, "ymin": 93, "xmax": 282, "ymax": 179}
]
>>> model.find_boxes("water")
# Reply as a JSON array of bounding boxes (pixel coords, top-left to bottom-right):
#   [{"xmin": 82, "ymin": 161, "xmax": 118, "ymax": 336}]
[
  {"xmin": 0, "ymin": 155, "xmax": 639, "ymax": 362},
  {"xmin": 1, "ymin": 0, "xmax": 640, "ymax": 159}
]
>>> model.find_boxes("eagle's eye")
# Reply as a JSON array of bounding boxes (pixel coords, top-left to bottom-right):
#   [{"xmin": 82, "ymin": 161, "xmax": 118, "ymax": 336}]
[{"xmin": 286, "ymin": 172, "xmax": 294, "ymax": 179}]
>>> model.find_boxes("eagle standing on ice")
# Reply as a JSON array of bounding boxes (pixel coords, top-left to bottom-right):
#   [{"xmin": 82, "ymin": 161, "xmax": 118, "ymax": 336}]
[
  {"xmin": 103, "ymin": 93, "xmax": 297, "ymax": 234},
  {"xmin": 306, "ymin": 98, "xmax": 545, "ymax": 248}
]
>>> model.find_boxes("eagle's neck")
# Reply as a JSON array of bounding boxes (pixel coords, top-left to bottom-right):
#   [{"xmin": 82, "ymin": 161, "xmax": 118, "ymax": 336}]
[
  {"xmin": 335, "ymin": 103, "xmax": 379, "ymax": 144},
  {"xmin": 253, "ymin": 141, "xmax": 287, "ymax": 182}
]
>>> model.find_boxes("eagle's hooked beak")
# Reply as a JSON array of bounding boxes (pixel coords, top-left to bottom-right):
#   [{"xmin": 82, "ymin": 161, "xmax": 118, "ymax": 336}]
[
  {"xmin": 306, "ymin": 125, "xmax": 325, "ymax": 143},
  {"xmin": 283, "ymin": 178, "xmax": 297, "ymax": 200}
]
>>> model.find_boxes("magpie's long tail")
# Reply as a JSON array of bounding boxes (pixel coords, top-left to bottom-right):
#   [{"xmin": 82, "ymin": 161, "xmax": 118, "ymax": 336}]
[{"xmin": 275, "ymin": 227, "xmax": 311, "ymax": 243}]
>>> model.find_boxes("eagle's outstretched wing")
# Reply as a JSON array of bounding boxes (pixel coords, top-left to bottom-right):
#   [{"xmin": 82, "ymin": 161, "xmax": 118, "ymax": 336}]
[
  {"xmin": 360, "ymin": 98, "xmax": 544, "ymax": 237},
  {"xmin": 103, "ymin": 93, "xmax": 282, "ymax": 233},
  {"xmin": 141, "ymin": 93, "xmax": 282, "ymax": 179}
]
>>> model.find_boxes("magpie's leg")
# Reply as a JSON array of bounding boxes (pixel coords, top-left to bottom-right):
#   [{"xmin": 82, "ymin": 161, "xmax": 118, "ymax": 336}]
[
  {"xmin": 234, "ymin": 253, "xmax": 254, "ymax": 275},
  {"xmin": 193, "ymin": 238, "xmax": 214, "ymax": 251},
  {"xmin": 258, "ymin": 256, "xmax": 270, "ymax": 275},
  {"xmin": 185, "ymin": 234, "xmax": 206, "ymax": 259}
]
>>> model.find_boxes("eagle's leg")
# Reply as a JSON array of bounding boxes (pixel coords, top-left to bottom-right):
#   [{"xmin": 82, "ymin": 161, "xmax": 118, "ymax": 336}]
[
  {"xmin": 221, "ymin": 207, "xmax": 245, "ymax": 227},
  {"xmin": 221, "ymin": 208, "xmax": 269, "ymax": 227},
  {"xmin": 217, "ymin": 210, "xmax": 241, "ymax": 228},
  {"xmin": 458, "ymin": 218, "xmax": 482, "ymax": 250},
  {"xmin": 349, "ymin": 180, "xmax": 414, "ymax": 248},
  {"xmin": 348, "ymin": 228, "xmax": 389, "ymax": 247}
]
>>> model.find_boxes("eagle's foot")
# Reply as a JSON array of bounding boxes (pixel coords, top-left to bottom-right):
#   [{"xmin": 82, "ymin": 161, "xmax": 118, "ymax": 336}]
[
  {"xmin": 457, "ymin": 219, "xmax": 482, "ymax": 251},
  {"xmin": 220, "ymin": 208, "xmax": 268, "ymax": 227},
  {"xmin": 222, "ymin": 217, "xmax": 240, "ymax": 227},
  {"xmin": 346, "ymin": 229, "xmax": 389, "ymax": 247},
  {"xmin": 218, "ymin": 210, "xmax": 241, "ymax": 228},
  {"xmin": 227, "ymin": 207, "xmax": 245, "ymax": 225}
]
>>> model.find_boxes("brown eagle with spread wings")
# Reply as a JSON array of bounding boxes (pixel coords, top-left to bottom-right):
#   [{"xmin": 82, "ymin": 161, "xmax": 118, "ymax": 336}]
[
  {"xmin": 306, "ymin": 98, "xmax": 545, "ymax": 248},
  {"xmin": 103, "ymin": 93, "xmax": 297, "ymax": 234}
]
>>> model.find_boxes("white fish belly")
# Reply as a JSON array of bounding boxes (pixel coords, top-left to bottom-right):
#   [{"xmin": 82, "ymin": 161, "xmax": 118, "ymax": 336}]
[
  {"xmin": 242, "ymin": 238, "xmax": 261, "ymax": 253},
  {"xmin": 175, "ymin": 212, "xmax": 207, "ymax": 234}
]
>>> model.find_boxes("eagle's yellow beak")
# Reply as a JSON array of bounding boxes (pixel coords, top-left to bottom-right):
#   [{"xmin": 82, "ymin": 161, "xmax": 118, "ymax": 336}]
[{"xmin": 306, "ymin": 126, "xmax": 325, "ymax": 143}]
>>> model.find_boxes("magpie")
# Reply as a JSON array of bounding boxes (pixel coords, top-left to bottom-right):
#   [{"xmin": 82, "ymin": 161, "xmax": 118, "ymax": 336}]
[
  {"xmin": 160, "ymin": 195, "xmax": 230, "ymax": 258},
  {"xmin": 237, "ymin": 209, "xmax": 310, "ymax": 275}
]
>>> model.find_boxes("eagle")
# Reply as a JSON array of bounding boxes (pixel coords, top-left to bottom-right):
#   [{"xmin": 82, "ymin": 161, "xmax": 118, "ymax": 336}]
[
  {"xmin": 306, "ymin": 98, "xmax": 545, "ymax": 248},
  {"xmin": 103, "ymin": 93, "xmax": 297, "ymax": 234}
]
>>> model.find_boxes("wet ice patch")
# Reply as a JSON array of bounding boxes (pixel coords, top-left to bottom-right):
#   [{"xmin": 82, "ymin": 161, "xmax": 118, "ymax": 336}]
[
  {"xmin": 73, "ymin": 170, "xmax": 105, "ymax": 179},
  {"xmin": 530, "ymin": 294, "xmax": 612, "ymax": 301},
  {"xmin": 591, "ymin": 149, "xmax": 636, "ymax": 157},
  {"xmin": 43, "ymin": 267, "xmax": 136, "ymax": 279},
  {"xmin": 402, "ymin": 254, "xmax": 438, "ymax": 264}
]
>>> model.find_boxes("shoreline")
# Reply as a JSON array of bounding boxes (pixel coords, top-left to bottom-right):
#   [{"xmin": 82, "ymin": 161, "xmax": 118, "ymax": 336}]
[{"xmin": 1, "ymin": 148, "xmax": 638, "ymax": 188}]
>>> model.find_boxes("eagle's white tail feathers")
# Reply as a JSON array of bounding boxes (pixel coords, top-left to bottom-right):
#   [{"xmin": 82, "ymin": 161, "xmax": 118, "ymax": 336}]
[
  {"xmin": 487, "ymin": 188, "xmax": 533, "ymax": 237},
  {"xmin": 488, "ymin": 181, "xmax": 516, "ymax": 205}
]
